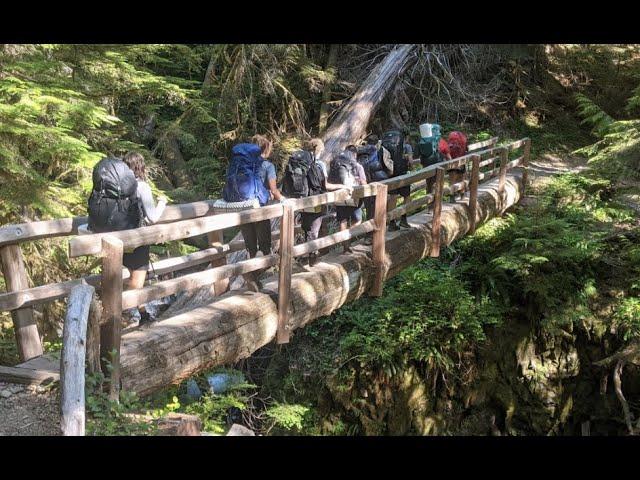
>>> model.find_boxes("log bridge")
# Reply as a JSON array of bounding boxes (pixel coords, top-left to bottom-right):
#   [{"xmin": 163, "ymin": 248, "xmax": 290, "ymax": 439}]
[{"xmin": 0, "ymin": 137, "xmax": 530, "ymax": 401}]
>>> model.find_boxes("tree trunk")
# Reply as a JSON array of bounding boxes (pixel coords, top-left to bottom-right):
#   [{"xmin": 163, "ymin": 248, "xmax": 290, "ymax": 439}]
[
  {"xmin": 318, "ymin": 44, "xmax": 416, "ymax": 165},
  {"xmin": 318, "ymin": 44, "xmax": 339, "ymax": 134}
]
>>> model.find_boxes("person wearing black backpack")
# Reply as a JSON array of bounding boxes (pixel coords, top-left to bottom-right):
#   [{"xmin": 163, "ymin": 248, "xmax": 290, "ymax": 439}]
[
  {"xmin": 383, "ymin": 129, "xmax": 412, "ymax": 231},
  {"xmin": 87, "ymin": 153, "xmax": 167, "ymax": 325},
  {"xmin": 284, "ymin": 138, "xmax": 352, "ymax": 266},
  {"xmin": 330, "ymin": 149, "xmax": 367, "ymax": 254}
]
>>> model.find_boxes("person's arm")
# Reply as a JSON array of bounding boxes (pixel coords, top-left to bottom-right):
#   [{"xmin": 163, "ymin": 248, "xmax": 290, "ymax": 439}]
[
  {"xmin": 138, "ymin": 181, "xmax": 167, "ymax": 224},
  {"xmin": 356, "ymin": 163, "xmax": 368, "ymax": 185},
  {"xmin": 266, "ymin": 162, "xmax": 285, "ymax": 202}
]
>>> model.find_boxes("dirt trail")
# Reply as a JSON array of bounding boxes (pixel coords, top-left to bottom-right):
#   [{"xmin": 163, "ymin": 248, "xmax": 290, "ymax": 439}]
[{"xmin": 0, "ymin": 381, "xmax": 60, "ymax": 436}]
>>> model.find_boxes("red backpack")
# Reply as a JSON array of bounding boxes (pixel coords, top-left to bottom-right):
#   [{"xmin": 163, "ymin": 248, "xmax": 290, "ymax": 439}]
[{"xmin": 447, "ymin": 131, "xmax": 468, "ymax": 159}]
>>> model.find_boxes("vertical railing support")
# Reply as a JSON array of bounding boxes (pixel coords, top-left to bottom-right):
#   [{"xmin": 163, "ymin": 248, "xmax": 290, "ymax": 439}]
[
  {"xmin": 498, "ymin": 147, "xmax": 508, "ymax": 197},
  {"xmin": 370, "ymin": 183, "xmax": 388, "ymax": 297},
  {"xmin": 100, "ymin": 236, "xmax": 123, "ymax": 402},
  {"xmin": 468, "ymin": 155, "xmax": 480, "ymax": 235},
  {"xmin": 277, "ymin": 204, "xmax": 294, "ymax": 344},
  {"xmin": 522, "ymin": 137, "xmax": 531, "ymax": 195},
  {"xmin": 430, "ymin": 167, "xmax": 445, "ymax": 257},
  {"xmin": 0, "ymin": 244, "xmax": 43, "ymax": 361},
  {"xmin": 207, "ymin": 229, "xmax": 229, "ymax": 296}
]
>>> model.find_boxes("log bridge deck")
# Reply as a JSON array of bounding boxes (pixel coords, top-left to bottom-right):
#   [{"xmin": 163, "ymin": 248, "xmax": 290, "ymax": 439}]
[{"xmin": 0, "ymin": 137, "xmax": 530, "ymax": 397}]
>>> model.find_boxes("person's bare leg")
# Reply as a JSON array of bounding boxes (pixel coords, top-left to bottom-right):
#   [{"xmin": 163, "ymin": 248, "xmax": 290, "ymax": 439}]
[
  {"xmin": 340, "ymin": 218, "xmax": 351, "ymax": 253},
  {"xmin": 400, "ymin": 194, "xmax": 411, "ymax": 228}
]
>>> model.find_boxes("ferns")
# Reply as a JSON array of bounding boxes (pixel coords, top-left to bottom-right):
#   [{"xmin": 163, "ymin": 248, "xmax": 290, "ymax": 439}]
[{"xmin": 574, "ymin": 93, "xmax": 614, "ymax": 137}]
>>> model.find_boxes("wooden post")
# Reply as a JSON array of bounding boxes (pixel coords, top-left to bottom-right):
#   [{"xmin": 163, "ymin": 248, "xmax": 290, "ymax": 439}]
[
  {"xmin": 498, "ymin": 147, "xmax": 508, "ymax": 196},
  {"xmin": 276, "ymin": 204, "xmax": 294, "ymax": 344},
  {"xmin": 86, "ymin": 297, "xmax": 102, "ymax": 375},
  {"xmin": 430, "ymin": 167, "xmax": 445, "ymax": 257},
  {"xmin": 100, "ymin": 236, "xmax": 123, "ymax": 401},
  {"xmin": 0, "ymin": 244, "xmax": 43, "ymax": 361},
  {"xmin": 60, "ymin": 281, "xmax": 94, "ymax": 436},
  {"xmin": 207, "ymin": 229, "xmax": 229, "ymax": 296},
  {"xmin": 522, "ymin": 137, "xmax": 531, "ymax": 195},
  {"xmin": 468, "ymin": 155, "xmax": 480, "ymax": 235},
  {"xmin": 370, "ymin": 184, "xmax": 388, "ymax": 297}
]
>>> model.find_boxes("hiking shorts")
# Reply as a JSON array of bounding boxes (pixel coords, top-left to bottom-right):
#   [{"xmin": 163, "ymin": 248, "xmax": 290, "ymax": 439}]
[
  {"xmin": 336, "ymin": 206, "xmax": 363, "ymax": 224},
  {"xmin": 123, "ymin": 245, "xmax": 150, "ymax": 272}
]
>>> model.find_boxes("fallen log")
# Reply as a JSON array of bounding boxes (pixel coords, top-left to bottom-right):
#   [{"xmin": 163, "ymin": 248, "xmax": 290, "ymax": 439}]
[{"xmin": 119, "ymin": 172, "xmax": 524, "ymax": 396}]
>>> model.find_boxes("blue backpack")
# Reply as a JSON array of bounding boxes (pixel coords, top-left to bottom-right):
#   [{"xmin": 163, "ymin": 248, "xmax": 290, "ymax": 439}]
[{"xmin": 223, "ymin": 143, "xmax": 270, "ymax": 206}]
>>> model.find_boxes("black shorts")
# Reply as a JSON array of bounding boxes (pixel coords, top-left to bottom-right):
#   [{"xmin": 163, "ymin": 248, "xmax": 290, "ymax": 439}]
[
  {"xmin": 123, "ymin": 245, "xmax": 150, "ymax": 271},
  {"xmin": 336, "ymin": 206, "xmax": 363, "ymax": 223},
  {"xmin": 392, "ymin": 185, "xmax": 411, "ymax": 198}
]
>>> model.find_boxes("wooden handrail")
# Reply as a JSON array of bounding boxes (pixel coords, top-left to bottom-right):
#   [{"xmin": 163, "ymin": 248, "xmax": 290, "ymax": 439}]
[{"xmin": 0, "ymin": 200, "xmax": 219, "ymax": 247}]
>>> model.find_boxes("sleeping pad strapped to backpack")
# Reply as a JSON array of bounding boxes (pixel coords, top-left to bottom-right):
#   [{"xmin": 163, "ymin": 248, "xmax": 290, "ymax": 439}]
[
  {"xmin": 88, "ymin": 157, "xmax": 141, "ymax": 233},
  {"xmin": 222, "ymin": 143, "xmax": 270, "ymax": 206},
  {"xmin": 282, "ymin": 150, "xmax": 326, "ymax": 198}
]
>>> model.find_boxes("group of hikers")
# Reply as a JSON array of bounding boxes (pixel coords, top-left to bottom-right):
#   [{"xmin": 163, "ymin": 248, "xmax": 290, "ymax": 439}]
[{"xmin": 84, "ymin": 126, "xmax": 469, "ymax": 324}]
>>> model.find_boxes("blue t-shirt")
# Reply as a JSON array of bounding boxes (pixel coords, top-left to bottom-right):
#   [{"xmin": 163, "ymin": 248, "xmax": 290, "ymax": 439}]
[{"xmin": 258, "ymin": 159, "xmax": 276, "ymax": 190}]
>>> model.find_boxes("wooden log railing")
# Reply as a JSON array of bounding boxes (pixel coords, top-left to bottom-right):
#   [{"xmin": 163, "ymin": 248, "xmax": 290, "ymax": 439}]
[{"xmin": 0, "ymin": 136, "xmax": 530, "ymax": 394}]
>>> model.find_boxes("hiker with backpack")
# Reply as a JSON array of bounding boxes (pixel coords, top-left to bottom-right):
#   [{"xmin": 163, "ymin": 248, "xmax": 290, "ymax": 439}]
[
  {"xmin": 86, "ymin": 152, "xmax": 167, "ymax": 325},
  {"xmin": 221, "ymin": 134, "xmax": 284, "ymax": 291},
  {"xmin": 329, "ymin": 150, "xmax": 367, "ymax": 253},
  {"xmin": 282, "ymin": 138, "xmax": 353, "ymax": 266},
  {"xmin": 443, "ymin": 131, "xmax": 469, "ymax": 201},
  {"xmin": 382, "ymin": 129, "xmax": 412, "ymax": 231}
]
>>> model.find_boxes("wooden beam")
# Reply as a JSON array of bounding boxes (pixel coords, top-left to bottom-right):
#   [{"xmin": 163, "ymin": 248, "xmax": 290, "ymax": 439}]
[
  {"xmin": 0, "ymin": 365, "xmax": 59, "ymax": 385},
  {"xmin": 468, "ymin": 136, "xmax": 499, "ymax": 152},
  {"xmin": 60, "ymin": 281, "xmax": 94, "ymax": 436},
  {"xmin": 468, "ymin": 155, "xmax": 480, "ymax": 235},
  {"xmin": 121, "ymin": 255, "xmax": 279, "ymax": 310},
  {"xmin": 207, "ymin": 229, "xmax": 229, "ymax": 297},
  {"xmin": 100, "ymin": 236, "xmax": 123, "ymax": 402},
  {"xmin": 0, "ymin": 200, "xmax": 218, "ymax": 247},
  {"xmin": 370, "ymin": 184, "xmax": 388, "ymax": 297},
  {"xmin": 69, "ymin": 203, "xmax": 284, "ymax": 258},
  {"xmin": 291, "ymin": 220, "xmax": 377, "ymax": 258},
  {"xmin": 479, "ymin": 156, "xmax": 499, "ymax": 169},
  {"xmin": 86, "ymin": 297, "xmax": 103, "ymax": 375},
  {"xmin": 522, "ymin": 138, "xmax": 531, "ymax": 194},
  {"xmin": 387, "ymin": 194, "xmax": 433, "ymax": 222},
  {"xmin": 430, "ymin": 167, "xmax": 445, "ymax": 257},
  {"xmin": 277, "ymin": 204, "xmax": 295, "ymax": 344},
  {"xmin": 498, "ymin": 147, "xmax": 508, "ymax": 195},
  {"xmin": 0, "ymin": 244, "xmax": 43, "ymax": 361}
]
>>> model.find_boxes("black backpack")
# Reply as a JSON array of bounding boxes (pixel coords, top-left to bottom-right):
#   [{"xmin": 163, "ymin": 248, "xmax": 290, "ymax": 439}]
[
  {"xmin": 87, "ymin": 157, "xmax": 142, "ymax": 233},
  {"xmin": 357, "ymin": 145, "xmax": 388, "ymax": 182},
  {"xmin": 382, "ymin": 130, "xmax": 407, "ymax": 176},
  {"xmin": 329, "ymin": 153, "xmax": 358, "ymax": 188},
  {"xmin": 283, "ymin": 150, "xmax": 314, "ymax": 198},
  {"xmin": 306, "ymin": 154, "xmax": 326, "ymax": 196}
]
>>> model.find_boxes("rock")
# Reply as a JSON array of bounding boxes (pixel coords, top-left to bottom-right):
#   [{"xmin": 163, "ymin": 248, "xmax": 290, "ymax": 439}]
[
  {"xmin": 9, "ymin": 385, "xmax": 23, "ymax": 394},
  {"xmin": 226, "ymin": 423, "xmax": 255, "ymax": 436},
  {"xmin": 156, "ymin": 413, "xmax": 202, "ymax": 436},
  {"xmin": 1, "ymin": 390, "xmax": 12, "ymax": 398}
]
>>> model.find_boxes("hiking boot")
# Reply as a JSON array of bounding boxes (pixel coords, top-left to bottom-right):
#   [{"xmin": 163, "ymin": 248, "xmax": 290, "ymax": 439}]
[
  {"xmin": 362, "ymin": 236, "xmax": 373, "ymax": 246},
  {"xmin": 308, "ymin": 253, "xmax": 318, "ymax": 267},
  {"xmin": 399, "ymin": 216, "xmax": 411, "ymax": 229},
  {"xmin": 388, "ymin": 221, "xmax": 400, "ymax": 232}
]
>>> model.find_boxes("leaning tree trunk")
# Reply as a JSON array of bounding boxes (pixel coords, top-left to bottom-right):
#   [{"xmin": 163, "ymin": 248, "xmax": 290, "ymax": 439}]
[
  {"xmin": 318, "ymin": 44, "xmax": 416, "ymax": 165},
  {"xmin": 161, "ymin": 44, "xmax": 417, "ymax": 317}
]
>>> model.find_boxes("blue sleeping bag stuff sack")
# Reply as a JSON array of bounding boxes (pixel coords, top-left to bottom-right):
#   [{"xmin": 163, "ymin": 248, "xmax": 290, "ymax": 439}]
[{"xmin": 223, "ymin": 143, "xmax": 270, "ymax": 206}]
